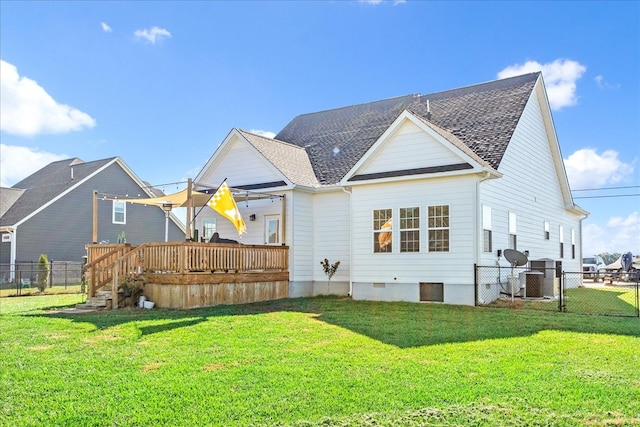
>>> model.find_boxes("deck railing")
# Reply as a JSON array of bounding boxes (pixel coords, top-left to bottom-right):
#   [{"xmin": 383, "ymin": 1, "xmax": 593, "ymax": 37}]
[{"xmin": 85, "ymin": 242, "xmax": 289, "ymax": 298}]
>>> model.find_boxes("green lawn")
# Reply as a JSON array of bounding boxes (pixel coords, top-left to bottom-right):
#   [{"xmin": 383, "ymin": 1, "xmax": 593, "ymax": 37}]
[
  {"xmin": 1, "ymin": 295, "xmax": 639, "ymax": 426},
  {"xmin": 0, "ymin": 283, "xmax": 84, "ymax": 298}
]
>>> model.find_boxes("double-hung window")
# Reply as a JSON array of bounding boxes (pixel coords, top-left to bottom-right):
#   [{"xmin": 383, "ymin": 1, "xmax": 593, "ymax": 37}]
[
  {"xmin": 428, "ymin": 205, "xmax": 449, "ymax": 252},
  {"xmin": 483, "ymin": 205, "xmax": 492, "ymax": 252},
  {"xmin": 113, "ymin": 201, "xmax": 126, "ymax": 224},
  {"xmin": 400, "ymin": 207, "xmax": 420, "ymax": 253},
  {"xmin": 203, "ymin": 219, "xmax": 216, "ymax": 241},
  {"xmin": 373, "ymin": 209, "xmax": 392, "ymax": 253},
  {"xmin": 508, "ymin": 211, "xmax": 517, "ymax": 250},
  {"xmin": 544, "ymin": 221, "xmax": 550, "ymax": 240}
]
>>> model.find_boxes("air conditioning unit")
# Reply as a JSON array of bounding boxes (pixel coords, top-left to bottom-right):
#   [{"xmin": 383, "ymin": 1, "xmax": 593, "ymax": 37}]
[{"xmin": 519, "ymin": 271, "xmax": 544, "ymax": 298}]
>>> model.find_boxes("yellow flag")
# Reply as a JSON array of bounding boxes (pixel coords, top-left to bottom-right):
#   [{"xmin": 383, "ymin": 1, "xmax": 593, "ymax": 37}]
[{"xmin": 207, "ymin": 183, "xmax": 246, "ymax": 236}]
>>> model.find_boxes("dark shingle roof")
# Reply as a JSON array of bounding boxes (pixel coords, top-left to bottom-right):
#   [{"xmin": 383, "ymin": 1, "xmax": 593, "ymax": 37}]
[
  {"xmin": 0, "ymin": 157, "xmax": 115, "ymax": 226},
  {"xmin": 238, "ymin": 130, "xmax": 319, "ymax": 187},
  {"xmin": 275, "ymin": 73, "xmax": 540, "ymax": 185}
]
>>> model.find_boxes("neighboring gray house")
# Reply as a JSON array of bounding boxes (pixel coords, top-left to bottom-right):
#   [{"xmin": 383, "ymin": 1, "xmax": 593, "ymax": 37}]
[
  {"xmin": 194, "ymin": 72, "xmax": 587, "ymax": 306},
  {"xmin": 0, "ymin": 157, "xmax": 185, "ymax": 268}
]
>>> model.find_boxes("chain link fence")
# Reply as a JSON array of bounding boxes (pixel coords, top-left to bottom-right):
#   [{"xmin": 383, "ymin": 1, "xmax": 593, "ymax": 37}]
[
  {"xmin": 0, "ymin": 262, "xmax": 84, "ymax": 296},
  {"xmin": 476, "ymin": 265, "xmax": 639, "ymax": 318},
  {"xmin": 562, "ymin": 271, "xmax": 639, "ymax": 317}
]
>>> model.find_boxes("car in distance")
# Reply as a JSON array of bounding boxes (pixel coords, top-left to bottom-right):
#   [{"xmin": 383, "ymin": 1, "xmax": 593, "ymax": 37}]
[{"xmin": 583, "ymin": 256, "xmax": 606, "ymax": 281}]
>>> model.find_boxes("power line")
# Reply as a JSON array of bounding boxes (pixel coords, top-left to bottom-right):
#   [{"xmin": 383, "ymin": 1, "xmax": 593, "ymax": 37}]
[
  {"xmin": 573, "ymin": 193, "xmax": 640, "ymax": 200},
  {"xmin": 572, "ymin": 185, "xmax": 640, "ymax": 192}
]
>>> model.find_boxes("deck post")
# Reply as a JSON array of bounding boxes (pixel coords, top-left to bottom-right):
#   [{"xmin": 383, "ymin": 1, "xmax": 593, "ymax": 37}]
[
  {"xmin": 281, "ymin": 194, "xmax": 286, "ymax": 244},
  {"xmin": 92, "ymin": 190, "xmax": 98, "ymax": 244},
  {"xmin": 186, "ymin": 178, "xmax": 193, "ymax": 241}
]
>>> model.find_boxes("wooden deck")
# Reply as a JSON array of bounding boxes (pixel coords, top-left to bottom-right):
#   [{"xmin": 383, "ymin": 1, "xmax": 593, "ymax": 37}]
[{"xmin": 84, "ymin": 242, "xmax": 289, "ymax": 309}]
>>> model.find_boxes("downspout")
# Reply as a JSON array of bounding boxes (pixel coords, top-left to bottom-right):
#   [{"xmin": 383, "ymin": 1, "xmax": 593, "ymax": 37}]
[
  {"xmin": 475, "ymin": 172, "xmax": 493, "ymax": 266},
  {"xmin": 342, "ymin": 186, "xmax": 353, "ymax": 296}
]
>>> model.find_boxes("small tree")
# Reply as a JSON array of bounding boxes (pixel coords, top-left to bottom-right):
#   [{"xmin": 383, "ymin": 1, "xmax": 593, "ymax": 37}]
[
  {"xmin": 320, "ymin": 258, "xmax": 340, "ymax": 285},
  {"xmin": 36, "ymin": 254, "xmax": 49, "ymax": 292}
]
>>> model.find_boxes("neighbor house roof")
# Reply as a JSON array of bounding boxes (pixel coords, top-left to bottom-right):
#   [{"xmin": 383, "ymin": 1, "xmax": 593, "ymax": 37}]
[
  {"xmin": 0, "ymin": 157, "xmax": 115, "ymax": 227},
  {"xmin": 275, "ymin": 72, "xmax": 540, "ymax": 185},
  {"xmin": 0, "ymin": 187, "xmax": 25, "ymax": 217}
]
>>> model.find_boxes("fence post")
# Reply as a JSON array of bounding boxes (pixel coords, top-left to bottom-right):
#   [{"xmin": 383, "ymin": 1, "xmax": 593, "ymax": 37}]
[
  {"xmin": 636, "ymin": 281, "xmax": 639, "ymax": 318},
  {"xmin": 559, "ymin": 272, "xmax": 564, "ymax": 312}
]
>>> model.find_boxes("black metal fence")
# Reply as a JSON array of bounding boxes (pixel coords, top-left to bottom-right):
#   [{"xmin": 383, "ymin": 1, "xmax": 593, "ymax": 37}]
[
  {"xmin": 562, "ymin": 271, "xmax": 639, "ymax": 317},
  {"xmin": 475, "ymin": 265, "xmax": 639, "ymax": 318},
  {"xmin": 0, "ymin": 262, "xmax": 84, "ymax": 296}
]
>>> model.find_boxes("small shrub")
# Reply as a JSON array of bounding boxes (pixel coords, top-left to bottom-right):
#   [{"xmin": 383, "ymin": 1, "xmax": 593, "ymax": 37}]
[{"xmin": 36, "ymin": 254, "xmax": 49, "ymax": 292}]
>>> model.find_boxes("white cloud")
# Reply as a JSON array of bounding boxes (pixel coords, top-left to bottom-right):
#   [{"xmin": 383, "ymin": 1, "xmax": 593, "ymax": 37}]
[
  {"xmin": 594, "ymin": 74, "xmax": 620, "ymax": 90},
  {"xmin": 248, "ymin": 129, "xmax": 275, "ymax": 139},
  {"xmin": 0, "ymin": 144, "xmax": 68, "ymax": 187},
  {"xmin": 498, "ymin": 59, "xmax": 586, "ymax": 110},
  {"xmin": 0, "ymin": 60, "xmax": 96, "ymax": 137},
  {"xmin": 583, "ymin": 212, "xmax": 640, "ymax": 256},
  {"xmin": 101, "ymin": 22, "xmax": 112, "ymax": 32},
  {"xmin": 564, "ymin": 148, "xmax": 634, "ymax": 190},
  {"xmin": 134, "ymin": 26, "xmax": 172, "ymax": 44}
]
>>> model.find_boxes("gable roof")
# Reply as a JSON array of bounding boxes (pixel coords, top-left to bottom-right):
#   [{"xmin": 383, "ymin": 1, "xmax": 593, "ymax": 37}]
[
  {"xmin": 238, "ymin": 130, "xmax": 320, "ymax": 188},
  {"xmin": 342, "ymin": 110, "xmax": 501, "ymax": 184},
  {"xmin": 0, "ymin": 157, "xmax": 184, "ymax": 230},
  {"xmin": 275, "ymin": 72, "xmax": 540, "ymax": 185},
  {"xmin": 1, "ymin": 158, "xmax": 117, "ymax": 227}
]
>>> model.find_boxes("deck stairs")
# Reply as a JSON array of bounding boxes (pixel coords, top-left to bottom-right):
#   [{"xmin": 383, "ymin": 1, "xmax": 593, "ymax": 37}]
[{"xmin": 76, "ymin": 290, "xmax": 115, "ymax": 310}]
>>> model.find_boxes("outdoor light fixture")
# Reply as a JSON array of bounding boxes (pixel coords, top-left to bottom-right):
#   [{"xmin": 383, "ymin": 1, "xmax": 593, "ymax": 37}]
[
  {"xmin": 161, "ymin": 202, "xmax": 173, "ymax": 242},
  {"xmin": 249, "ymin": 214, "xmax": 256, "ymax": 221}
]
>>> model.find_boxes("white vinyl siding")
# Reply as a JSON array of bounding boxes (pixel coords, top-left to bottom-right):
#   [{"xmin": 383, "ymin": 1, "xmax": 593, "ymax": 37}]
[
  {"xmin": 357, "ymin": 120, "xmax": 464, "ymax": 175},
  {"xmin": 199, "ymin": 134, "xmax": 285, "ymax": 188},
  {"xmin": 479, "ymin": 89, "xmax": 583, "ymax": 271},
  {"xmin": 311, "ymin": 190, "xmax": 350, "ymax": 283},
  {"xmin": 350, "ymin": 176, "xmax": 475, "ymax": 285}
]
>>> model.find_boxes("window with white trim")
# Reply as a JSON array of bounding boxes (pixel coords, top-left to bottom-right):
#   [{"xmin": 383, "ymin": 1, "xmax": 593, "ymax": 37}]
[
  {"xmin": 203, "ymin": 219, "xmax": 216, "ymax": 241},
  {"xmin": 265, "ymin": 215, "xmax": 280, "ymax": 245},
  {"xmin": 508, "ymin": 211, "xmax": 517, "ymax": 250},
  {"xmin": 113, "ymin": 200, "xmax": 126, "ymax": 224},
  {"xmin": 544, "ymin": 221, "xmax": 550, "ymax": 240},
  {"xmin": 373, "ymin": 209, "xmax": 392, "ymax": 253},
  {"xmin": 559, "ymin": 225, "xmax": 564, "ymax": 258},
  {"xmin": 571, "ymin": 228, "xmax": 576, "ymax": 259},
  {"xmin": 483, "ymin": 205, "xmax": 492, "ymax": 252},
  {"xmin": 428, "ymin": 205, "xmax": 449, "ymax": 252},
  {"xmin": 400, "ymin": 207, "xmax": 420, "ymax": 253}
]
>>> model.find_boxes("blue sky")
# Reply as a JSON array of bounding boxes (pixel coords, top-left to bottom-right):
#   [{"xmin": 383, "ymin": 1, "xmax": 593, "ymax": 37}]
[{"xmin": 1, "ymin": 0, "xmax": 638, "ymax": 257}]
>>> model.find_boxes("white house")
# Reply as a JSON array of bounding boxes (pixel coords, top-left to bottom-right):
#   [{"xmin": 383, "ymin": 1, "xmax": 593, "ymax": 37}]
[{"xmin": 193, "ymin": 72, "xmax": 587, "ymax": 306}]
